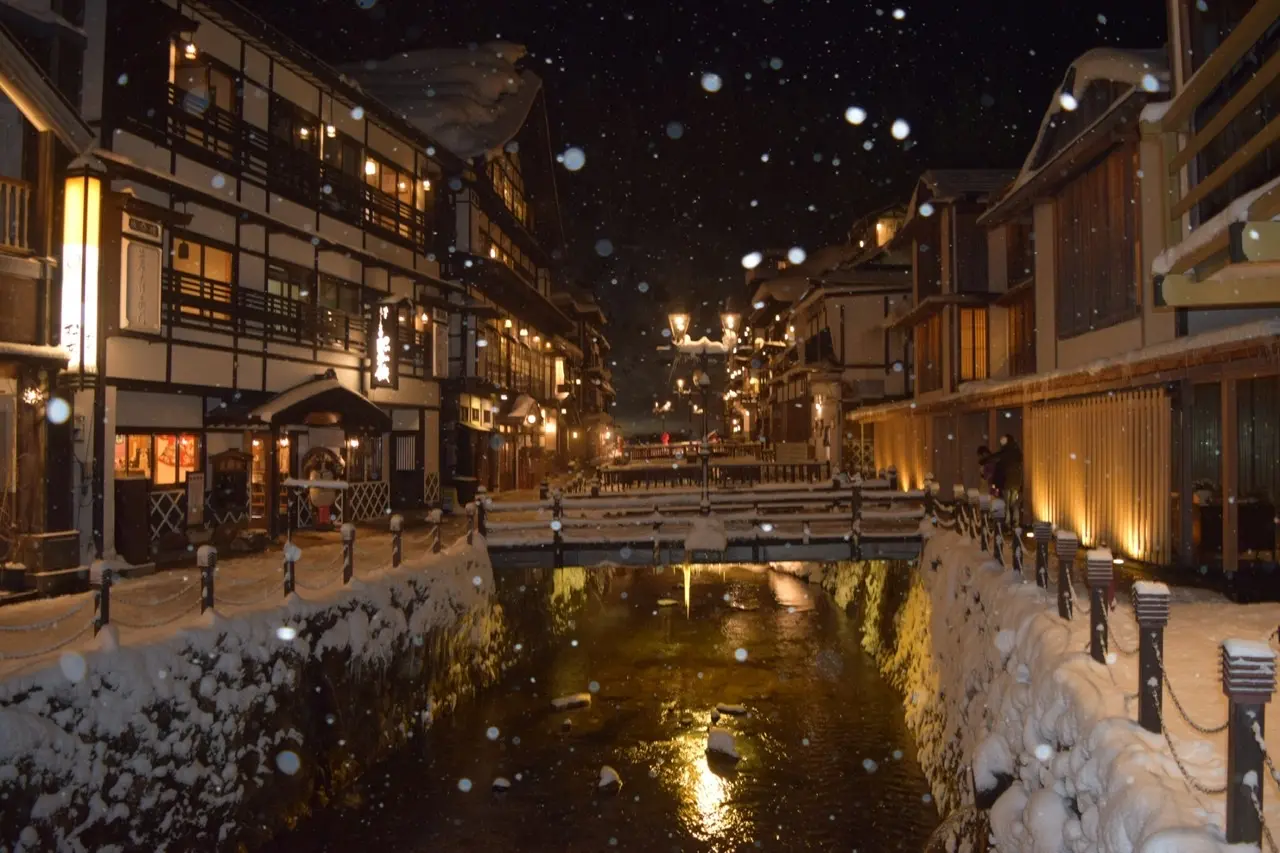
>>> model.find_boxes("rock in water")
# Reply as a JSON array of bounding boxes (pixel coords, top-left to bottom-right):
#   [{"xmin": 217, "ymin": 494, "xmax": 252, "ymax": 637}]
[
  {"xmin": 492, "ymin": 777, "xmax": 512, "ymax": 793},
  {"xmin": 707, "ymin": 727, "xmax": 740, "ymax": 760},
  {"xmin": 598, "ymin": 765, "xmax": 622, "ymax": 791},
  {"xmin": 710, "ymin": 709, "xmax": 721, "ymax": 724},
  {"xmin": 657, "ymin": 598, "xmax": 679, "ymax": 607},
  {"xmin": 552, "ymin": 693, "xmax": 591, "ymax": 710},
  {"xmin": 715, "ymin": 703, "xmax": 747, "ymax": 716}
]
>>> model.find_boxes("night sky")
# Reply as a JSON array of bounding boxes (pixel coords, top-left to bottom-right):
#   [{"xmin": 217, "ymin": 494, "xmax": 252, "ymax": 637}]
[{"xmin": 254, "ymin": 0, "xmax": 1166, "ymax": 429}]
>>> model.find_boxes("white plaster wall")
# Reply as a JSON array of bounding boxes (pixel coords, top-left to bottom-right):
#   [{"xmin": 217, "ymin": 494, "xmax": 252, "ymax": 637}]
[
  {"xmin": 1055, "ymin": 318, "xmax": 1143, "ymax": 371},
  {"xmin": 170, "ymin": 345, "xmax": 234, "ymax": 388},
  {"xmin": 106, "ymin": 337, "xmax": 167, "ymax": 382},
  {"xmin": 115, "ymin": 390, "xmax": 203, "ymax": 428}
]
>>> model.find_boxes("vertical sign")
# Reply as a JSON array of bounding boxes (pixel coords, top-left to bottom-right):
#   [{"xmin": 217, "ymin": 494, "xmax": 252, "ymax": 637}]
[
  {"xmin": 186, "ymin": 471, "xmax": 206, "ymax": 526},
  {"xmin": 60, "ymin": 174, "xmax": 102, "ymax": 374},
  {"xmin": 371, "ymin": 303, "xmax": 398, "ymax": 389}
]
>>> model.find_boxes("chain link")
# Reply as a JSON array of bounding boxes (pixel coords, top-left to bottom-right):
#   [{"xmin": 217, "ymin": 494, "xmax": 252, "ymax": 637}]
[
  {"xmin": 0, "ymin": 595, "xmax": 94, "ymax": 632},
  {"xmin": 1149, "ymin": 681, "xmax": 1228, "ymax": 795},
  {"xmin": 1154, "ymin": 643, "xmax": 1229, "ymax": 735},
  {"xmin": 0, "ymin": 619, "xmax": 95, "ymax": 660},
  {"xmin": 111, "ymin": 599, "xmax": 201, "ymax": 630},
  {"xmin": 112, "ymin": 580, "xmax": 200, "ymax": 609},
  {"xmin": 1248, "ymin": 776, "xmax": 1280, "ymax": 853},
  {"xmin": 214, "ymin": 585, "xmax": 283, "ymax": 608},
  {"xmin": 1101, "ymin": 606, "xmax": 1140, "ymax": 657}
]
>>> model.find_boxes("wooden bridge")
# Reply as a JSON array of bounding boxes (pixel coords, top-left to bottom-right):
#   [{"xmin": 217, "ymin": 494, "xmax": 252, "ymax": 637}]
[{"xmin": 476, "ymin": 477, "xmax": 930, "ymax": 569}]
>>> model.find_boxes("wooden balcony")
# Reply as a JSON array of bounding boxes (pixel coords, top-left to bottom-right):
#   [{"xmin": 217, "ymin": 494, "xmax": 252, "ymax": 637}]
[
  {"xmin": 0, "ymin": 176, "xmax": 32, "ymax": 255},
  {"xmin": 1152, "ymin": 0, "xmax": 1280, "ymax": 306}
]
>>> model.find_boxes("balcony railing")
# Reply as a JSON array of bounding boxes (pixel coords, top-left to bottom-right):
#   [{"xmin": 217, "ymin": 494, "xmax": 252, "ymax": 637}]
[
  {"xmin": 1154, "ymin": 0, "xmax": 1280, "ymax": 297},
  {"xmin": 162, "ymin": 269, "xmax": 368, "ymax": 353},
  {"xmin": 164, "ymin": 84, "xmax": 270, "ymax": 184},
  {"xmin": 0, "ymin": 176, "xmax": 32, "ymax": 254}
]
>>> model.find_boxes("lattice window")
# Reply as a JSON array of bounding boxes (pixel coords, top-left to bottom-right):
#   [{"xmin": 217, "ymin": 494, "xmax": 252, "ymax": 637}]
[
  {"xmin": 149, "ymin": 488, "xmax": 187, "ymax": 541},
  {"xmin": 424, "ymin": 471, "xmax": 441, "ymax": 505}
]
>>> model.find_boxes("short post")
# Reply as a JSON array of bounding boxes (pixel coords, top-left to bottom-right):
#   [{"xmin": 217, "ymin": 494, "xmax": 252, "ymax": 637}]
[
  {"xmin": 465, "ymin": 502, "xmax": 476, "ymax": 545},
  {"xmin": 539, "ymin": 477, "xmax": 549, "ymax": 500},
  {"xmin": 991, "ymin": 499, "xmax": 1006, "ymax": 567},
  {"xmin": 1085, "ymin": 548, "xmax": 1113, "ymax": 664},
  {"xmin": 978, "ymin": 494, "xmax": 992, "ymax": 552},
  {"xmin": 430, "ymin": 508, "xmax": 443, "ymax": 553},
  {"xmin": 476, "ymin": 488, "xmax": 488, "ymax": 537},
  {"xmin": 952, "ymin": 484, "xmax": 967, "ymax": 535},
  {"xmin": 197, "ymin": 545, "xmax": 216, "ymax": 613},
  {"xmin": 590, "ymin": 476, "xmax": 601, "ymax": 498},
  {"xmin": 1132, "ymin": 581, "xmax": 1170, "ymax": 734},
  {"xmin": 887, "ymin": 465, "xmax": 899, "ymax": 491},
  {"xmin": 387, "ymin": 516, "xmax": 401, "ymax": 569},
  {"xmin": 1222, "ymin": 638, "xmax": 1277, "ymax": 845},
  {"xmin": 94, "ymin": 564, "xmax": 112, "ymax": 635},
  {"xmin": 552, "ymin": 491, "xmax": 564, "ymax": 568},
  {"xmin": 283, "ymin": 540, "xmax": 299, "ymax": 595},
  {"xmin": 967, "ymin": 488, "xmax": 982, "ymax": 539},
  {"xmin": 1033, "ymin": 521, "xmax": 1052, "ymax": 588},
  {"xmin": 1054, "ymin": 530, "xmax": 1079, "ymax": 620}
]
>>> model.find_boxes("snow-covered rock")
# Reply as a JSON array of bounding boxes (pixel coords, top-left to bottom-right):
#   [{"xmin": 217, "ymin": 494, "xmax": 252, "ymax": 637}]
[
  {"xmin": 598, "ymin": 765, "xmax": 621, "ymax": 790},
  {"xmin": 492, "ymin": 776, "xmax": 511, "ymax": 792},
  {"xmin": 715, "ymin": 703, "xmax": 746, "ymax": 716},
  {"xmin": 707, "ymin": 727, "xmax": 740, "ymax": 760},
  {"xmin": 551, "ymin": 693, "xmax": 591, "ymax": 711},
  {"xmin": 657, "ymin": 598, "xmax": 679, "ymax": 607}
]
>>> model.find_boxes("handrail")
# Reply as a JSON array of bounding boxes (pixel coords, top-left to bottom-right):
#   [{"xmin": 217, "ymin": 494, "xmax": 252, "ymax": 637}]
[
  {"xmin": 0, "ymin": 175, "xmax": 32, "ymax": 254},
  {"xmin": 1157, "ymin": 0, "xmax": 1280, "ymax": 135}
]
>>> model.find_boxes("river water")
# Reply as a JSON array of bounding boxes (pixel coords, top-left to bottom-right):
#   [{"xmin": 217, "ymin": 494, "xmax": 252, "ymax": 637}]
[{"xmin": 267, "ymin": 564, "xmax": 939, "ymax": 852}]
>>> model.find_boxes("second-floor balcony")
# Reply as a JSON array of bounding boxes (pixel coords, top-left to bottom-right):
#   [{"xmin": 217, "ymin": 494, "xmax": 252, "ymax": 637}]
[
  {"xmin": 0, "ymin": 175, "xmax": 32, "ymax": 255},
  {"xmin": 161, "ymin": 269, "xmax": 431, "ymax": 374},
  {"xmin": 1152, "ymin": 0, "xmax": 1280, "ymax": 306}
]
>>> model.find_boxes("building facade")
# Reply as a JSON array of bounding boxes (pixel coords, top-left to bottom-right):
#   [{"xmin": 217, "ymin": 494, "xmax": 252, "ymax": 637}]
[{"xmin": 849, "ymin": 22, "xmax": 1280, "ymax": 581}]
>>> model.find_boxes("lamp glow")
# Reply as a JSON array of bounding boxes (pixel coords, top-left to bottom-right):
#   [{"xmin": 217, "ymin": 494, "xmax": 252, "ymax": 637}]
[{"xmin": 61, "ymin": 163, "xmax": 103, "ymax": 375}]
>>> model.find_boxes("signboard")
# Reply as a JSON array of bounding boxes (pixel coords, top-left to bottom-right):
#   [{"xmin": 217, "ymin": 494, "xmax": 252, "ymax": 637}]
[
  {"xmin": 121, "ymin": 239, "xmax": 162, "ymax": 333},
  {"xmin": 370, "ymin": 303, "xmax": 399, "ymax": 389},
  {"xmin": 186, "ymin": 472, "xmax": 206, "ymax": 527},
  {"xmin": 432, "ymin": 308, "xmax": 449, "ymax": 378}
]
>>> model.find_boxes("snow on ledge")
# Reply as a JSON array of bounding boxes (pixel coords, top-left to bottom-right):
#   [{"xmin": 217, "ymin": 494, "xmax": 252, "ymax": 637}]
[
  {"xmin": 1152, "ymin": 173, "xmax": 1280, "ymax": 276},
  {"xmin": 685, "ymin": 516, "xmax": 728, "ymax": 552},
  {"xmin": 1222, "ymin": 638, "xmax": 1275, "ymax": 662}
]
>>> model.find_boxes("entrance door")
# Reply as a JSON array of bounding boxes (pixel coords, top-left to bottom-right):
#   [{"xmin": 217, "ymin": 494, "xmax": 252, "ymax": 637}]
[{"xmin": 391, "ymin": 431, "xmax": 423, "ymax": 509}]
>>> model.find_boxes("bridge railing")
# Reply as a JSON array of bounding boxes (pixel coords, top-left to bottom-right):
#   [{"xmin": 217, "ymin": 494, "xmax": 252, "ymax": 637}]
[
  {"xmin": 599, "ymin": 459, "xmax": 831, "ymax": 491},
  {"xmin": 475, "ymin": 466, "xmax": 929, "ymax": 563},
  {"xmin": 933, "ymin": 479, "xmax": 1279, "ymax": 848}
]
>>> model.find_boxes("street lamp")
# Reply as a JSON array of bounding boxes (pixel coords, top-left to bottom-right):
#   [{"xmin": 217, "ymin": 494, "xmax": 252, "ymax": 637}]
[{"xmin": 668, "ymin": 312, "xmax": 690, "ymax": 341}]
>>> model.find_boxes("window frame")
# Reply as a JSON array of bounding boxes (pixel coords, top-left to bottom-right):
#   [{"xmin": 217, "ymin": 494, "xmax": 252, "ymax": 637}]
[
  {"xmin": 955, "ymin": 306, "xmax": 989, "ymax": 384},
  {"xmin": 113, "ymin": 431, "xmax": 203, "ymax": 487}
]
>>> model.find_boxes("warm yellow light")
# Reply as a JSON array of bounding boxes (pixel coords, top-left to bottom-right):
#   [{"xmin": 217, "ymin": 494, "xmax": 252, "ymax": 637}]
[
  {"xmin": 420, "ymin": 312, "xmax": 429, "ymax": 323},
  {"xmin": 183, "ymin": 42, "xmax": 197, "ymax": 59},
  {"xmin": 279, "ymin": 437, "xmax": 290, "ymax": 448},
  {"xmin": 61, "ymin": 170, "xmax": 101, "ymax": 374},
  {"xmin": 489, "ymin": 245, "xmax": 498, "ymax": 259},
  {"xmin": 325, "ymin": 124, "xmax": 336, "ymax": 138},
  {"xmin": 422, "ymin": 178, "xmax": 432, "ymax": 190},
  {"xmin": 720, "ymin": 312, "xmax": 740, "ymax": 332},
  {"xmin": 364, "ymin": 159, "xmax": 377, "ymax": 176},
  {"xmin": 543, "ymin": 422, "xmax": 555, "ymax": 435},
  {"xmin": 504, "ymin": 318, "xmax": 513, "ymax": 329},
  {"xmin": 533, "ymin": 335, "xmax": 540, "ymax": 344},
  {"xmin": 519, "ymin": 328, "xmax": 529, "ymax": 337},
  {"xmin": 572, "ymin": 430, "xmax": 580, "ymax": 439},
  {"xmin": 252, "ymin": 439, "xmax": 261, "ymax": 448},
  {"xmin": 397, "ymin": 180, "xmax": 407, "ymax": 191},
  {"xmin": 348, "ymin": 437, "xmax": 360, "ymax": 448},
  {"xmin": 298, "ymin": 126, "xmax": 310, "ymax": 139},
  {"xmin": 526, "ymin": 414, "xmax": 538, "ymax": 425}
]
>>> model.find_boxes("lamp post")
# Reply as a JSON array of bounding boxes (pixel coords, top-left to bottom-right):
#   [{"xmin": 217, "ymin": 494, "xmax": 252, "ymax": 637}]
[{"xmin": 653, "ymin": 399, "xmax": 672, "ymax": 436}]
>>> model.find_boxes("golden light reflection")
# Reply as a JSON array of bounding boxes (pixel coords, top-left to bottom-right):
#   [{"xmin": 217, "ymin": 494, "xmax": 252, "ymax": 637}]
[
  {"xmin": 683, "ymin": 564, "xmax": 691, "ymax": 617},
  {"xmin": 671, "ymin": 732, "xmax": 746, "ymax": 845}
]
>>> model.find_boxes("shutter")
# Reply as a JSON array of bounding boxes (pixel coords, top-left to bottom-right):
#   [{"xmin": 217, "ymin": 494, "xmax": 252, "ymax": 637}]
[{"xmin": 395, "ymin": 435, "xmax": 416, "ymax": 471}]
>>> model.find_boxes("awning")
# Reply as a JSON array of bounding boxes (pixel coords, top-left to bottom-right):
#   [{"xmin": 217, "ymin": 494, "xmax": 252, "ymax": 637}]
[
  {"xmin": 502, "ymin": 393, "xmax": 539, "ymax": 422},
  {"xmin": 0, "ymin": 341, "xmax": 69, "ymax": 365},
  {"xmin": 233, "ymin": 370, "xmax": 392, "ymax": 432},
  {"xmin": 885, "ymin": 293, "xmax": 999, "ymax": 330}
]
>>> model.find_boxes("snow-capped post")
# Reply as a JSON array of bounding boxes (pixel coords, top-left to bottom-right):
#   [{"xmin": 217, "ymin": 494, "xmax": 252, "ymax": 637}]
[
  {"xmin": 539, "ymin": 477, "xmax": 549, "ymax": 501},
  {"xmin": 283, "ymin": 540, "xmax": 299, "ymax": 596},
  {"xmin": 1033, "ymin": 521, "xmax": 1052, "ymax": 588},
  {"xmin": 1085, "ymin": 548, "xmax": 1113, "ymax": 664},
  {"xmin": 476, "ymin": 486, "xmax": 488, "ymax": 536},
  {"xmin": 991, "ymin": 499, "xmax": 1007, "ymax": 567},
  {"xmin": 590, "ymin": 476, "xmax": 601, "ymax": 498},
  {"xmin": 978, "ymin": 494, "xmax": 992, "ymax": 552},
  {"xmin": 430, "ymin": 508, "xmax": 443, "ymax": 553},
  {"xmin": 465, "ymin": 502, "xmax": 476, "ymax": 545},
  {"xmin": 197, "ymin": 545, "xmax": 216, "ymax": 613},
  {"xmin": 1221, "ymin": 638, "xmax": 1277, "ymax": 845},
  {"xmin": 385, "ymin": 516, "xmax": 400, "ymax": 569},
  {"xmin": 967, "ymin": 488, "xmax": 982, "ymax": 540},
  {"xmin": 1054, "ymin": 530, "xmax": 1079, "ymax": 620},
  {"xmin": 94, "ymin": 564, "xmax": 112, "ymax": 635},
  {"xmin": 952, "ymin": 485, "xmax": 967, "ymax": 535},
  {"xmin": 1132, "ymin": 581, "xmax": 1170, "ymax": 734},
  {"xmin": 887, "ymin": 465, "xmax": 899, "ymax": 491},
  {"xmin": 552, "ymin": 491, "xmax": 564, "ymax": 568}
]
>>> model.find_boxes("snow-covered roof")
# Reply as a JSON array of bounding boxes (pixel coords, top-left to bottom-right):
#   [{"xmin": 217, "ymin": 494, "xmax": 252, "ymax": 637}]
[
  {"xmin": 918, "ymin": 170, "xmax": 1019, "ymax": 201},
  {"xmin": 340, "ymin": 42, "xmax": 541, "ymax": 161},
  {"xmin": 0, "ymin": 341, "xmax": 69, "ymax": 363},
  {"xmin": 987, "ymin": 48, "xmax": 1168, "ymax": 216}
]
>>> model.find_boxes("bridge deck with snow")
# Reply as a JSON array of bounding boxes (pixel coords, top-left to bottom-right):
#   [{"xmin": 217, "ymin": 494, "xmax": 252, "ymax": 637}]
[{"xmin": 479, "ymin": 480, "xmax": 929, "ymax": 569}]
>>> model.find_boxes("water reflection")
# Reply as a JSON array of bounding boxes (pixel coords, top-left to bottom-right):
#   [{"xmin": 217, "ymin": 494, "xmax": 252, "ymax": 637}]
[{"xmin": 268, "ymin": 563, "xmax": 937, "ymax": 853}]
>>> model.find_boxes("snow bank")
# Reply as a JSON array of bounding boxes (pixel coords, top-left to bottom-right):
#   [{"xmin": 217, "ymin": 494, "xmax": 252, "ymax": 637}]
[
  {"xmin": 0, "ymin": 542, "xmax": 506, "ymax": 852},
  {"xmin": 685, "ymin": 516, "xmax": 728, "ymax": 552},
  {"xmin": 825, "ymin": 532, "xmax": 1254, "ymax": 853}
]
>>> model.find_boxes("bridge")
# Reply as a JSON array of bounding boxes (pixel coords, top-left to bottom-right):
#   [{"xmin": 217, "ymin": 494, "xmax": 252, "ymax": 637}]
[{"xmin": 477, "ymin": 474, "xmax": 930, "ymax": 569}]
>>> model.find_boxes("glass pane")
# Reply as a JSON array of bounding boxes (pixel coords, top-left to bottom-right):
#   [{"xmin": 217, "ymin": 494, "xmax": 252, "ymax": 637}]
[
  {"xmin": 113, "ymin": 435, "xmax": 128, "ymax": 477},
  {"xmin": 126, "ymin": 435, "xmax": 152, "ymax": 480},
  {"xmin": 209, "ymin": 67, "xmax": 235, "ymax": 112},
  {"xmin": 178, "ymin": 434, "xmax": 199, "ymax": 481},
  {"xmin": 155, "ymin": 434, "xmax": 178, "ymax": 485},
  {"xmin": 204, "ymin": 246, "xmax": 232, "ymax": 283},
  {"xmin": 172, "ymin": 239, "xmax": 201, "ymax": 277}
]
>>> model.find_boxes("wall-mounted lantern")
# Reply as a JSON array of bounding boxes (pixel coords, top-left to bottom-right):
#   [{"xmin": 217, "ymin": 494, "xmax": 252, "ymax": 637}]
[{"xmin": 61, "ymin": 155, "xmax": 106, "ymax": 376}]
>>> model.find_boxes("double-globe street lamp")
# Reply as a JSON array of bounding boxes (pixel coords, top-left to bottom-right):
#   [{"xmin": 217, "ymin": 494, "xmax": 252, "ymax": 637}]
[{"xmin": 665, "ymin": 310, "xmax": 741, "ymax": 507}]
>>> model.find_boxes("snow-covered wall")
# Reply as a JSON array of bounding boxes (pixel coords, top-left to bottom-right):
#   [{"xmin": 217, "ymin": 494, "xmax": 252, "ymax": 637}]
[
  {"xmin": 0, "ymin": 542, "xmax": 534, "ymax": 852},
  {"xmin": 820, "ymin": 534, "xmax": 1254, "ymax": 853}
]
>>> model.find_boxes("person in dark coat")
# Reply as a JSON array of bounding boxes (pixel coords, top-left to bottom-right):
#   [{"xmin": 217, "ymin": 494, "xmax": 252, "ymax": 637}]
[
  {"xmin": 977, "ymin": 445, "xmax": 995, "ymax": 492},
  {"xmin": 991, "ymin": 434, "xmax": 1024, "ymax": 515}
]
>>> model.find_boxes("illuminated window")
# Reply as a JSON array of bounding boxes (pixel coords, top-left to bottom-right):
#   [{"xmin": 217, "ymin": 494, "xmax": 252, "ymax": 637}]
[
  {"xmin": 171, "ymin": 237, "xmax": 232, "ymax": 323},
  {"xmin": 956, "ymin": 307, "xmax": 988, "ymax": 383},
  {"xmin": 114, "ymin": 433, "xmax": 200, "ymax": 485}
]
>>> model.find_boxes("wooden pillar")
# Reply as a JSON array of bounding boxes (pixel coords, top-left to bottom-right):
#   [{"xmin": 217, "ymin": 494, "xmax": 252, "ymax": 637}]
[
  {"xmin": 266, "ymin": 425, "xmax": 280, "ymax": 540},
  {"xmin": 1177, "ymin": 380, "xmax": 1196, "ymax": 568},
  {"xmin": 1222, "ymin": 377, "xmax": 1239, "ymax": 576}
]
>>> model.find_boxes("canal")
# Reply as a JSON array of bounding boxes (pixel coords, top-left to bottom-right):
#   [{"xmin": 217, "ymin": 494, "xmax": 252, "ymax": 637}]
[{"xmin": 266, "ymin": 564, "xmax": 939, "ymax": 852}]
